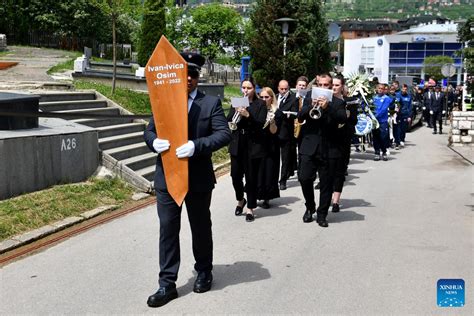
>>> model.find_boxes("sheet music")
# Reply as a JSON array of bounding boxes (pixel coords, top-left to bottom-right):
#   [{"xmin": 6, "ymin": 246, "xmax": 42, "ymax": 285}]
[
  {"xmin": 311, "ymin": 87, "xmax": 333, "ymax": 102},
  {"xmin": 231, "ymin": 97, "xmax": 250, "ymax": 108}
]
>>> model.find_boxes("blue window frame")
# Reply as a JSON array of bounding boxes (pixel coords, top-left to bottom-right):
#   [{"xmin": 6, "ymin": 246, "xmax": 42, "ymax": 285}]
[
  {"xmin": 425, "ymin": 50, "xmax": 444, "ymax": 57},
  {"xmin": 426, "ymin": 43, "xmax": 443, "ymax": 50},
  {"xmin": 408, "ymin": 43, "xmax": 425, "ymax": 50},
  {"xmin": 444, "ymin": 43, "xmax": 462, "ymax": 50},
  {"xmin": 389, "ymin": 58, "xmax": 406, "ymax": 64},
  {"xmin": 389, "ymin": 51, "xmax": 407, "ymax": 58},
  {"xmin": 390, "ymin": 43, "xmax": 407, "ymax": 50},
  {"xmin": 408, "ymin": 50, "xmax": 424, "ymax": 58}
]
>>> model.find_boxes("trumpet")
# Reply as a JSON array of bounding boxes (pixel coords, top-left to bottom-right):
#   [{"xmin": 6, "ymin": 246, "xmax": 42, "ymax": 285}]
[
  {"xmin": 228, "ymin": 110, "xmax": 241, "ymax": 131},
  {"xmin": 309, "ymin": 105, "xmax": 322, "ymax": 119},
  {"xmin": 263, "ymin": 106, "xmax": 276, "ymax": 129}
]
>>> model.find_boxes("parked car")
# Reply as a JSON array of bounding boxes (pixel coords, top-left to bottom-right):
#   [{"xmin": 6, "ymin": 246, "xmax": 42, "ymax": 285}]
[{"xmin": 407, "ymin": 99, "xmax": 423, "ymax": 131}]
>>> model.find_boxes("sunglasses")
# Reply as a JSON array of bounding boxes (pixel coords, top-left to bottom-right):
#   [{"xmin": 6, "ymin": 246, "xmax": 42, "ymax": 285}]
[{"xmin": 261, "ymin": 95, "xmax": 271, "ymax": 99}]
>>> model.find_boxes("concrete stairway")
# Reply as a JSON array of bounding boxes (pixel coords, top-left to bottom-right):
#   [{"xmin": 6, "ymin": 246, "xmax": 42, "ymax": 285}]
[{"xmin": 38, "ymin": 91, "xmax": 155, "ymax": 192}]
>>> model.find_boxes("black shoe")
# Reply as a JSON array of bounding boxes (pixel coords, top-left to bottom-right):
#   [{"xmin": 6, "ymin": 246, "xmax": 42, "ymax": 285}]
[
  {"xmin": 317, "ymin": 219, "xmax": 329, "ymax": 227},
  {"xmin": 314, "ymin": 182, "xmax": 320, "ymax": 190},
  {"xmin": 439, "ymin": 131, "xmax": 443, "ymax": 134},
  {"xmin": 245, "ymin": 212, "xmax": 255, "ymax": 222},
  {"xmin": 193, "ymin": 272, "xmax": 213, "ymax": 293},
  {"xmin": 147, "ymin": 286, "xmax": 178, "ymax": 308},
  {"xmin": 382, "ymin": 154, "xmax": 388, "ymax": 161},
  {"xmin": 303, "ymin": 209, "xmax": 315, "ymax": 223},
  {"xmin": 279, "ymin": 181, "xmax": 287, "ymax": 191},
  {"xmin": 235, "ymin": 198, "xmax": 246, "ymax": 216},
  {"xmin": 433, "ymin": 130, "xmax": 437, "ymax": 134},
  {"xmin": 332, "ymin": 203, "xmax": 340, "ymax": 213},
  {"xmin": 261, "ymin": 200, "xmax": 270, "ymax": 209},
  {"xmin": 374, "ymin": 155, "xmax": 381, "ymax": 161}
]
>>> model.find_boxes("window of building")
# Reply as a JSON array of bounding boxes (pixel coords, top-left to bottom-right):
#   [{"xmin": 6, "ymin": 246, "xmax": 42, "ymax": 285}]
[
  {"xmin": 361, "ymin": 46, "xmax": 375, "ymax": 65},
  {"xmin": 426, "ymin": 43, "xmax": 443, "ymax": 50},
  {"xmin": 390, "ymin": 43, "xmax": 407, "ymax": 50}
]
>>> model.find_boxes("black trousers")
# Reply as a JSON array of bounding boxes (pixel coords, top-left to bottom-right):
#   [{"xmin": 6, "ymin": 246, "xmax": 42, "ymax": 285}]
[
  {"xmin": 330, "ymin": 157, "xmax": 346, "ymax": 193},
  {"xmin": 298, "ymin": 154, "xmax": 333, "ymax": 220},
  {"xmin": 156, "ymin": 189, "xmax": 213, "ymax": 288},
  {"xmin": 231, "ymin": 154, "xmax": 246, "ymax": 202},
  {"xmin": 423, "ymin": 109, "xmax": 432, "ymax": 127},
  {"xmin": 431, "ymin": 110, "xmax": 443, "ymax": 132},
  {"xmin": 279, "ymin": 139, "xmax": 297, "ymax": 182}
]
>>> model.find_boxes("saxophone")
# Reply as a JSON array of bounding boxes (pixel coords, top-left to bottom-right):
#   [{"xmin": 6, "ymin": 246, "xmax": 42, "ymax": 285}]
[{"xmin": 294, "ymin": 96, "xmax": 305, "ymax": 138}]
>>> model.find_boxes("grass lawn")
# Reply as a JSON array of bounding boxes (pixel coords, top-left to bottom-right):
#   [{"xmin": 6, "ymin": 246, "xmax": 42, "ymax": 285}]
[
  {"xmin": 0, "ymin": 177, "xmax": 135, "ymax": 241},
  {"xmin": 47, "ymin": 51, "xmax": 82, "ymax": 75}
]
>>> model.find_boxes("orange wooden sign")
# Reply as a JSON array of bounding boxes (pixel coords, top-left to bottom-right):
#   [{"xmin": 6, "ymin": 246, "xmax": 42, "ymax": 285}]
[{"xmin": 145, "ymin": 36, "xmax": 188, "ymax": 206}]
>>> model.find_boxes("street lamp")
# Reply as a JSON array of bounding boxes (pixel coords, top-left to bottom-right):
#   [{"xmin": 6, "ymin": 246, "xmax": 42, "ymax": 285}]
[{"xmin": 274, "ymin": 17, "xmax": 296, "ymax": 57}]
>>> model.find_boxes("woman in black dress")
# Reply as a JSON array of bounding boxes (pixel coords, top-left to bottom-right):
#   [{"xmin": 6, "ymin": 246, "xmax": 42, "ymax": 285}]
[
  {"xmin": 257, "ymin": 87, "xmax": 281, "ymax": 209},
  {"xmin": 227, "ymin": 78, "xmax": 267, "ymax": 222}
]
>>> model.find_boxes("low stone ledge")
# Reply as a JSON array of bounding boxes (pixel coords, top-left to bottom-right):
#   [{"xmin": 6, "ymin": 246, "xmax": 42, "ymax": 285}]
[{"xmin": 81, "ymin": 205, "xmax": 117, "ymax": 219}]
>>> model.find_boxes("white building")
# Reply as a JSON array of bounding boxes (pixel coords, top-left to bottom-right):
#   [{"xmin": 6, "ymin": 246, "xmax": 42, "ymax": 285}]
[{"xmin": 343, "ymin": 21, "xmax": 463, "ymax": 84}]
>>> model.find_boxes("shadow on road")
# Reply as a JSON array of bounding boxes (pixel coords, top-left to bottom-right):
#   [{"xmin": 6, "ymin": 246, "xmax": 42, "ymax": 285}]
[
  {"xmin": 178, "ymin": 261, "xmax": 271, "ymax": 296},
  {"xmin": 347, "ymin": 168, "xmax": 369, "ymax": 175},
  {"xmin": 329, "ymin": 210, "xmax": 365, "ymax": 223},
  {"xmin": 340, "ymin": 198, "xmax": 373, "ymax": 209}
]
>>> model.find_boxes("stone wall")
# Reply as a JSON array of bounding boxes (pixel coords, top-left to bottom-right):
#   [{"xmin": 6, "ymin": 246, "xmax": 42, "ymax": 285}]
[{"xmin": 450, "ymin": 111, "xmax": 474, "ymax": 146}]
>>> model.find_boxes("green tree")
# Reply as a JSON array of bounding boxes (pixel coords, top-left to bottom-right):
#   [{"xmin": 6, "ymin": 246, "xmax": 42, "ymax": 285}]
[
  {"xmin": 137, "ymin": 0, "xmax": 166, "ymax": 66},
  {"xmin": 183, "ymin": 4, "xmax": 244, "ymax": 63},
  {"xmin": 249, "ymin": 0, "xmax": 331, "ymax": 89},
  {"xmin": 458, "ymin": 17, "xmax": 473, "ymax": 93},
  {"xmin": 164, "ymin": 0, "xmax": 187, "ymax": 50},
  {"xmin": 423, "ymin": 55, "xmax": 455, "ymax": 82}
]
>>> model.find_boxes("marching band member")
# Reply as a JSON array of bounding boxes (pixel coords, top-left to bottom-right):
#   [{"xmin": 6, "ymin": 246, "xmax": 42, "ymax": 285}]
[
  {"xmin": 331, "ymin": 75, "xmax": 358, "ymax": 213},
  {"xmin": 277, "ymin": 80, "xmax": 297, "ymax": 191},
  {"xmin": 227, "ymin": 77, "xmax": 267, "ymax": 222},
  {"xmin": 298, "ymin": 74, "xmax": 347, "ymax": 227},
  {"xmin": 257, "ymin": 87, "xmax": 281, "ymax": 209}
]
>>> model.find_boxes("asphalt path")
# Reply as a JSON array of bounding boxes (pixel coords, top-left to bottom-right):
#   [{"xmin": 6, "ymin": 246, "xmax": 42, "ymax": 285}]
[
  {"xmin": 1, "ymin": 125, "xmax": 472, "ymax": 314},
  {"xmin": 0, "ymin": 46, "xmax": 70, "ymax": 82}
]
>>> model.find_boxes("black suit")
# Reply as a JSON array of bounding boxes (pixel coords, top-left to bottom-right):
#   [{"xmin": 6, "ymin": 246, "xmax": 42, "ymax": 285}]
[
  {"xmin": 423, "ymin": 91, "xmax": 433, "ymax": 127},
  {"xmin": 144, "ymin": 90, "xmax": 231, "ymax": 288},
  {"xmin": 430, "ymin": 91, "xmax": 446, "ymax": 132},
  {"xmin": 277, "ymin": 93, "xmax": 298, "ymax": 183},
  {"xmin": 227, "ymin": 98, "xmax": 267, "ymax": 209},
  {"xmin": 297, "ymin": 97, "xmax": 347, "ymax": 221}
]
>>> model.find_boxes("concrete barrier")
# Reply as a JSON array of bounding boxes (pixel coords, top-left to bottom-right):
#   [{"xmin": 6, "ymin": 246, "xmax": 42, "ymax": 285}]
[{"xmin": 0, "ymin": 118, "xmax": 99, "ymax": 200}]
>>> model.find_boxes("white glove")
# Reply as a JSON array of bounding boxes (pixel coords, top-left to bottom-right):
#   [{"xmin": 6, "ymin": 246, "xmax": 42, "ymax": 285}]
[
  {"xmin": 152, "ymin": 138, "xmax": 170, "ymax": 154},
  {"xmin": 442, "ymin": 110, "xmax": 446, "ymax": 114},
  {"xmin": 176, "ymin": 141, "xmax": 195, "ymax": 158},
  {"xmin": 422, "ymin": 107, "xmax": 426, "ymax": 110},
  {"xmin": 429, "ymin": 110, "xmax": 433, "ymax": 115}
]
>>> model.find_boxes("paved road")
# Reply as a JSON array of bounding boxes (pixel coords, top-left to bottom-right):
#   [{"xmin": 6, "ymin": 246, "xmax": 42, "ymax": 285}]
[
  {"xmin": 1, "ymin": 126, "xmax": 472, "ymax": 314},
  {"xmin": 0, "ymin": 46, "xmax": 70, "ymax": 82}
]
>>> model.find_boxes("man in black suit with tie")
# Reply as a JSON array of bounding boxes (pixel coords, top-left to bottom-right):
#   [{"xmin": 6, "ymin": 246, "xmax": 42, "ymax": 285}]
[
  {"xmin": 277, "ymin": 79, "xmax": 297, "ymax": 190},
  {"xmin": 430, "ymin": 85, "xmax": 446, "ymax": 134},
  {"xmin": 144, "ymin": 53, "xmax": 231, "ymax": 307},
  {"xmin": 297, "ymin": 74, "xmax": 347, "ymax": 227}
]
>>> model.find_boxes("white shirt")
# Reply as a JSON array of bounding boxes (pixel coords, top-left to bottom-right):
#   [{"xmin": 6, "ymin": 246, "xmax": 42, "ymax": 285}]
[{"xmin": 188, "ymin": 88, "xmax": 197, "ymax": 112}]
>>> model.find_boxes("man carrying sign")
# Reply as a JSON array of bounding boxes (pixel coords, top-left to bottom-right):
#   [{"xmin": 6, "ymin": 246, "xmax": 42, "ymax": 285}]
[{"xmin": 144, "ymin": 52, "xmax": 231, "ymax": 307}]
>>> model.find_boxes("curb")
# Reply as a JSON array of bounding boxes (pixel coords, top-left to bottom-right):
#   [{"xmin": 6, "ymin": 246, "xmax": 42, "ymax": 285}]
[
  {"xmin": 0, "ymin": 161, "xmax": 232, "ymax": 255},
  {"xmin": 448, "ymin": 145, "xmax": 474, "ymax": 165},
  {"xmin": 0, "ymin": 205, "xmax": 118, "ymax": 255}
]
